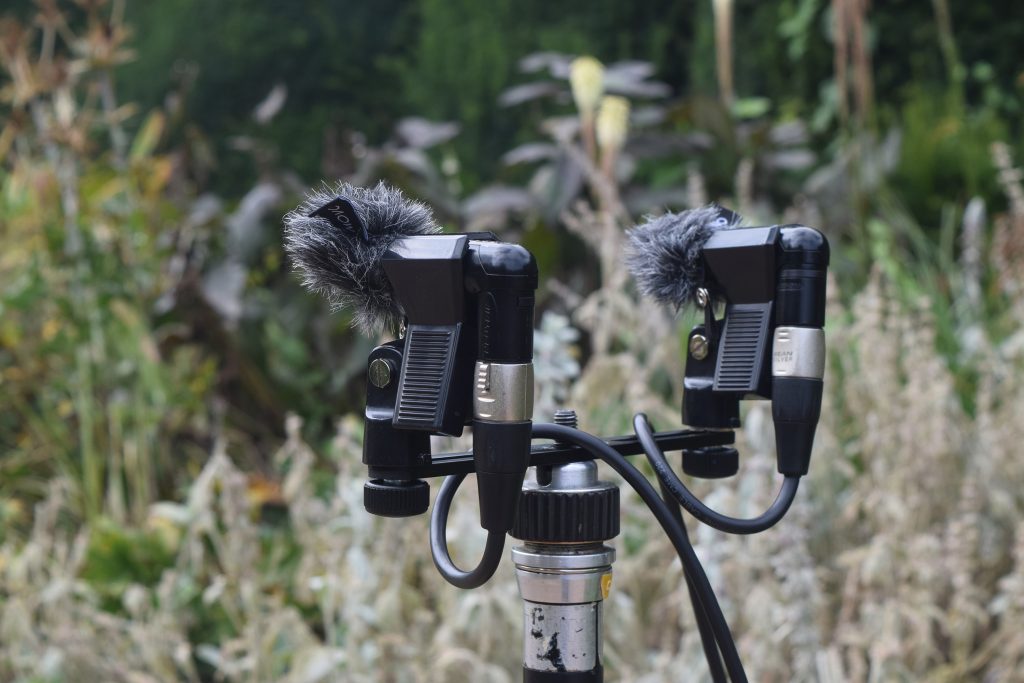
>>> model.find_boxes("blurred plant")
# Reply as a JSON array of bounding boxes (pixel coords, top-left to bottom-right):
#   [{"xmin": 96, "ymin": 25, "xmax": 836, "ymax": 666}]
[
  {"xmin": 0, "ymin": 0, "xmax": 214, "ymax": 521},
  {"xmin": 569, "ymin": 56, "xmax": 605, "ymax": 162},
  {"xmin": 532, "ymin": 311, "xmax": 581, "ymax": 418},
  {"xmin": 596, "ymin": 95, "xmax": 630, "ymax": 180},
  {"xmin": 831, "ymin": 0, "xmax": 874, "ymax": 125},
  {"xmin": 712, "ymin": 0, "xmax": 735, "ymax": 107}
]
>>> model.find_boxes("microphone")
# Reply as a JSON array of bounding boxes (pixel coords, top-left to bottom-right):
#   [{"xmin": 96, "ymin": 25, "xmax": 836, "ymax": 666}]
[
  {"xmin": 625, "ymin": 205, "xmax": 829, "ymax": 478},
  {"xmin": 284, "ymin": 181, "xmax": 538, "ymax": 540},
  {"xmin": 283, "ymin": 181, "xmax": 441, "ymax": 333}
]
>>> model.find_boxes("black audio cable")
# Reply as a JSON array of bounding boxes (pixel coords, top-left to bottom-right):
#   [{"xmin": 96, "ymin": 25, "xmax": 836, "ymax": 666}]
[
  {"xmin": 658, "ymin": 477, "xmax": 728, "ymax": 683},
  {"xmin": 635, "ymin": 414, "xmax": 799, "ymax": 535},
  {"xmin": 429, "ymin": 473, "xmax": 507, "ymax": 589},
  {"xmin": 429, "ymin": 424, "xmax": 749, "ymax": 680},
  {"xmin": 531, "ymin": 423, "xmax": 748, "ymax": 683}
]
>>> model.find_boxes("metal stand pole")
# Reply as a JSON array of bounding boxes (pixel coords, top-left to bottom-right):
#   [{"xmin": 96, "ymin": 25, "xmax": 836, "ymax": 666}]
[{"xmin": 510, "ymin": 461, "xmax": 619, "ymax": 682}]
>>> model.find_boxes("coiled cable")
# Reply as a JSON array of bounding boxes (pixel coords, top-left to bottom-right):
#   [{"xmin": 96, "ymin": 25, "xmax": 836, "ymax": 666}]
[
  {"xmin": 635, "ymin": 414, "xmax": 799, "ymax": 535},
  {"xmin": 429, "ymin": 473, "xmax": 506, "ymax": 589}
]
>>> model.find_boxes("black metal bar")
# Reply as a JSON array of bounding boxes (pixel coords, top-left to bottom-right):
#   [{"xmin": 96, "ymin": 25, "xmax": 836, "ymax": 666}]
[{"xmin": 368, "ymin": 429, "xmax": 735, "ymax": 479}]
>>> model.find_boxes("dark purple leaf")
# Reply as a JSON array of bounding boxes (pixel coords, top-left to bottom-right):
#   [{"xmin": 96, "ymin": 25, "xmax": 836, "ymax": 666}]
[
  {"xmin": 463, "ymin": 186, "xmax": 536, "ymax": 218},
  {"xmin": 502, "ymin": 143, "xmax": 559, "ymax": 166},
  {"xmin": 395, "ymin": 117, "xmax": 460, "ymax": 148},
  {"xmin": 499, "ymin": 81, "xmax": 563, "ymax": 107},
  {"xmin": 769, "ymin": 120, "xmax": 809, "ymax": 147},
  {"xmin": 763, "ymin": 149, "xmax": 816, "ymax": 171},
  {"xmin": 518, "ymin": 51, "xmax": 573, "ymax": 75}
]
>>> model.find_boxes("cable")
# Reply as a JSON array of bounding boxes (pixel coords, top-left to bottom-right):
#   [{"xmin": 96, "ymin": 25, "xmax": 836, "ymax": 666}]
[
  {"xmin": 659, "ymin": 478, "xmax": 728, "ymax": 683},
  {"xmin": 429, "ymin": 473, "xmax": 506, "ymax": 589},
  {"xmin": 635, "ymin": 414, "xmax": 799, "ymax": 535},
  {"xmin": 532, "ymin": 423, "xmax": 748, "ymax": 683}
]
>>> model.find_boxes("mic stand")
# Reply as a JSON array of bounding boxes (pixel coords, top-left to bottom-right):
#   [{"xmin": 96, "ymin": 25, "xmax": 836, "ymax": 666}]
[
  {"xmin": 368, "ymin": 399, "xmax": 737, "ymax": 680},
  {"xmin": 511, "ymin": 458, "xmax": 618, "ymax": 682}
]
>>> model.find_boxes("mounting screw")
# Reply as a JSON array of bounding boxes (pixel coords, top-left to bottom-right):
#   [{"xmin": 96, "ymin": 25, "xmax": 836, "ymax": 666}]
[
  {"xmin": 553, "ymin": 409, "xmax": 578, "ymax": 429},
  {"xmin": 689, "ymin": 334, "xmax": 709, "ymax": 361},
  {"xmin": 695, "ymin": 287, "xmax": 710, "ymax": 308},
  {"xmin": 368, "ymin": 358, "xmax": 393, "ymax": 388}
]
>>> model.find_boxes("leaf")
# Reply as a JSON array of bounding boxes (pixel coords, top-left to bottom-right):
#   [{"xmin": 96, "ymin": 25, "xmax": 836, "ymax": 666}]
[
  {"xmin": 604, "ymin": 77, "xmax": 671, "ymax": 99},
  {"xmin": 604, "ymin": 60, "xmax": 656, "ymax": 82},
  {"xmin": 130, "ymin": 111, "xmax": 165, "ymax": 161},
  {"xmin": 501, "ymin": 143, "xmax": 558, "ymax": 166},
  {"xmin": 627, "ymin": 131, "xmax": 715, "ymax": 160},
  {"xmin": 201, "ymin": 262, "xmax": 247, "ymax": 323},
  {"xmin": 630, "ymin": 105, "xmax": 668, "ymax": 127},
  {"xmin": 518, "ymin": 51, "xmax": 572, "ymax": 75},
  {"xmin": 144, "ymin": 157, "xmax": 175, "ymax": 198},
  {"xmin": 395, "ymin": 117, "xmax": 460, "ymax": 148},
  {"xmin": 762, "ymin": 149, "xmax": 816, "ymax": 171},
  {"xmin": 769, "ymin": 120, "xmax": 810, "ymax": 147},
  {"xmin": 390, "ymin": 148, "xmax": 438, "ymax": 179},
  {"xmin": 498, "ymin": 81, "xmax": 562, "ymax": 107},
  {"xmin": 252, "ymin": 83, "xmax": 288, "ymax": 125},
  {"xmin": 731, "ymin": 97, "xmax": 771, "ymax": 120},
  {"xmin": 603, "ymin": 61, "xmax": 669, "ymax": 99},
  {"xmin": 528, "ymin": 153, "xmax": 584, "ymax": 221},
  {"xmin": 540, "ymin": 115, "xmax": 580, "ymax": 143},
  {"xmin": 463, "ymin": 185, "xmax": 535, "ymax": 219}
]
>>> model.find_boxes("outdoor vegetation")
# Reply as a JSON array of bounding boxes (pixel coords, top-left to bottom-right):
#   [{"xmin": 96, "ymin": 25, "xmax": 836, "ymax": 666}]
[{"xmin": 1, "ymin": 0, "xmax": 1023, "ymax": 681}]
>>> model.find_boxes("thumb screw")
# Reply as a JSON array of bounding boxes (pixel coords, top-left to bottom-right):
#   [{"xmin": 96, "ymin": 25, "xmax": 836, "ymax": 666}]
[{"xmin": 553, "ymin": 409, "xmax": 578, "ymax": 429}]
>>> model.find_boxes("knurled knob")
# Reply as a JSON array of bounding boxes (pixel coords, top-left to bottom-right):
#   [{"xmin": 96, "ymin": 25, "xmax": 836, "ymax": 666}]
[
  {"xmin": 681, "ymin": 446, "xmax": 739, "ymax": 479},
  {"xmin": 512, "ymin": 485, "xmax": 619, "ymax": 543},
  {"xmin": 363, "ymin": 479, "xmax": 429, "ymax": 517}
]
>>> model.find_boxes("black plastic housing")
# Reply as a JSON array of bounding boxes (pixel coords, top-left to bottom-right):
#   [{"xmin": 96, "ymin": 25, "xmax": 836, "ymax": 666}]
[
  {"xmin": 772, "ymin": 377, "xmax": 823, "ymax": 475},
  {"xmin": 465, "ymin": 241, "xmax": 537, "ymax": 363},
  {"xmin": 772, "ymin": 226, "xmax": 829, "ymax": 476},
  {"xmin": 363, "ymin": 341, "xmax": 431, "ymax": 471},
  {"xmin": 682, "ymin": 325, "xmax": 740, "ymax": 430},
  {"xmin": 361, "ymin": 341, "xmax": 432, "ymax": 516},
  {"xmin": 367, "ymin": 234, "xmax": 538, "ymax": 532},
  {"xmin": 681, "ymin": 223, "xmax": 830, "ymax": 478},
  {"xmin": 383, "ymin": 235, "xmax": 476, "ymax": 436},
  {"xmin": 465, "ymin": 241, "xmax": 538, "ymax": 532},
  {"xmin": 775, "ymin": 226, "xmax": 829, "ymax": 328}
]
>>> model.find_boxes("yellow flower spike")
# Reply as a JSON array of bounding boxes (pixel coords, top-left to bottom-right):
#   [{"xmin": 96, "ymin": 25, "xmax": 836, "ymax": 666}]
[
  {"xmin": 571, "ymin": 56, "xmax": 606, "ymax": 161},
  {"xmin": 596, "ymin": 96, "xmax": 630, "ymax": 154},
  {"xmin": 569, "ymin": 56, "xmax": 605, "ymax": 120},
  {"xmin": 596, "ymin": 95, "xmax": 630, "ymax": 180}
]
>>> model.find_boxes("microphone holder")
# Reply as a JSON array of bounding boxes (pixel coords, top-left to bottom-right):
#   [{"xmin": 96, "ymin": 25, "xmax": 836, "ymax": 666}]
[{"xmin": 372, "ymin": 411, "xmax": 736, "ymax": 682}]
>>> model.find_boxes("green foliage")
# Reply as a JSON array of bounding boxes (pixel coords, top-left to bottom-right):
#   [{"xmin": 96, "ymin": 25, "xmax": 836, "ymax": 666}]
[
  {"xmin": 892, "ymin": 88, "xmax": 1009, "ymax": 224},
  {"xmin": 81, "ymin": 518, "xmax": 177, "ymax": 595},
  {"xmin": 0, "ymin": 153, "xmax": 217, "ymax": 519}
]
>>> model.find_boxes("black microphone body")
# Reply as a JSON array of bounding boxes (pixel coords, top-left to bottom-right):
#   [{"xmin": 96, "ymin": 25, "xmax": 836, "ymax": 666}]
[
  {"xmin": 383, "ymin": 235, "xmax": 537, "ymax": 531},
  {"xmin": 770, "ymin": 226, "xmax": 828, "ymax": 476},
  {"xmin": 284, "ymin": 184, "xmax": 537, "ymax": 531},
  {"xmin": 626, "ymin": 207, "xmax": 829, "ymax": 477},
  {"xmin": 466, "ymin": 241, "xmax": 537, "ymax": 533}
]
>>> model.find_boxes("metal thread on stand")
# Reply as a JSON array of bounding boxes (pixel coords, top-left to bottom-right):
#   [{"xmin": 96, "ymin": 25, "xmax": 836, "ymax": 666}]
[
  {"xmin": 552, "ymin": 409, "xmax": 579, "ymax": 429},
  {"xmin": 512, "ymin": 413, "xmax": 619, "ymax": 682}
]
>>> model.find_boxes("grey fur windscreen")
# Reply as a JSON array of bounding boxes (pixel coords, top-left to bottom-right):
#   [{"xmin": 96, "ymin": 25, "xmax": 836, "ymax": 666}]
[
  {"xmin": 283, "ymin": 181, "xmax": 441, "ymax": 333},
  {"xmin": 624, "ymin": 205, "xmax": 741, "ymax": 310}
]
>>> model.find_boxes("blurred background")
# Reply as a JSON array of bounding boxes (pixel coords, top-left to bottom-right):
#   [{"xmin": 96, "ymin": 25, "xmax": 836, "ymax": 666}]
[{"xmin": 1, "ymin": 0, "xmax": 1022, "ymax": 681}]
